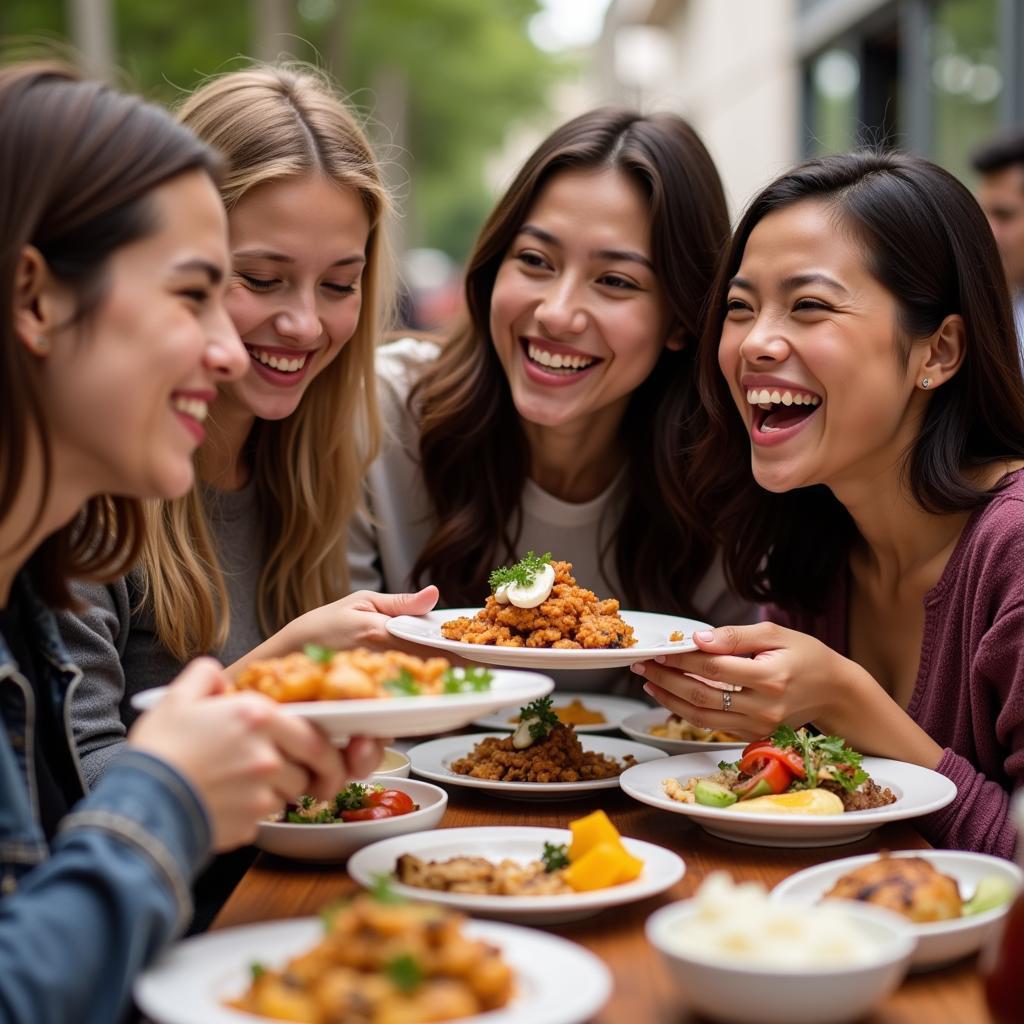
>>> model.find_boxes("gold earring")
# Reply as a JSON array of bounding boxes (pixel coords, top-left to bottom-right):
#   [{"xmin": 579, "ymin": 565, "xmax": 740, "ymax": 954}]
[{"xmin": 921, "ymin": 377, "xmax": 931, "ymax": 389}]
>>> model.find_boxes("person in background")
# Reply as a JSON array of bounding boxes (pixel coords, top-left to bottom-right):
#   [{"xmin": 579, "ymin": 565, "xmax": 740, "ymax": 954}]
[
  {"xmin": 0, "ymin": 61, "xmax": 360, "ymax": 1023},
  {"xmin": 636, "ymin": 152, "xmax": 1024, "ymax": 858},
  {"xmin": 348, "ymin": 108, "xmax": 757, "ymax": 692},
  {"xmin": 972, "ymin": 131, "xmax": 1024, "ymax": 358}
]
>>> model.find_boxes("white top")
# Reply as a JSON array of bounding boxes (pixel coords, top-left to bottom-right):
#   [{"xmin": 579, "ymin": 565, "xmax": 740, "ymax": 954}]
[{"xmin": 348, "ymin": 339, "xmax": 756, "ymax": 689}]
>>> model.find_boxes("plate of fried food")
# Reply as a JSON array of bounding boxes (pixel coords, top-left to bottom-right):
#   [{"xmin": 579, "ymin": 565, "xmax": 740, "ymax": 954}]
[
  {"xmin": 472, "ymin": 691, "xmax": 648, "ymax": 734},
  {"xmin": 347, "ymin": 812, "xmax": 685, "ymax": 925},
  {"xmin": 619, "ymin": 728, "xmax": 957, "ymax": 847},
  {"xmin": 620, "ymin": 709, "xmax": 746, "ymax": 753},
  {"xmin": 131, "ymin": 646, "xmax": 553, "ymax": 743},
  {"xmin": 135, "ymin": 890, "xmax": 612, "ymax": 1024},
  {"xmin": 386, "ymin": 552, "xmax": 710, "ymax": 669},
  {"xmin": 408, "ymin": 697, "xmax": 666, "ymax": 799},
  {"xmin": 772, "ymin": 850, "xmax": 1023, "ymax": 969}
]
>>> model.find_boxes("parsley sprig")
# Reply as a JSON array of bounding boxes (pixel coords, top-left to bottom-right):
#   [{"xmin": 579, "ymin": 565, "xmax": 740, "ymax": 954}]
[
  {"xmin": 488, "ymin": 550, "xmax": 552, "ymax": 593},
  {"xmin": 302, "ymin": 643, "xmax": 335, "ymax": 664},
  {"xmin": 770, "ymin": 725, "xmax": 868, "ymax": 793},
  {"xmin": 387, "ymin": 953, "xmax": 423, "ymax": 992},
  {"xmin": 541, "ymin": 841, "xmax": 570, "ymax": 872},
  {"xmin": 520, "ymin": 696, "xmax": 560, "ymax": 740},
  {"xmin": 383, "ymin": 668, "xmax": 422, "ymax": 696},
  {"xmin": 442, "ymin": 666, "xmax": 494, "ymax": 693}
]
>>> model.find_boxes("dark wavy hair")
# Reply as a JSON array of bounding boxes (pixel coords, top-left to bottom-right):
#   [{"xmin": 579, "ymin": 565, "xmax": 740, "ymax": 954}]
[
  {"xmin": 693, "ymin": 151, "xmax": 1024, "ymax": 613},
  {"xmin": 0, "ymin": 61, "xmax": 220, "ymax": 606},
  {"xmin": 408, "ymin": 107, "xmax": 729, "ymax": 614}
]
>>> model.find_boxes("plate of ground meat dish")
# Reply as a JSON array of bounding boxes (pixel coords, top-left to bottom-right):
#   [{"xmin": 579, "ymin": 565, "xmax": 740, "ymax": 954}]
[
  {"xmin": 386, "ymin": 552, "xmax": 711, "ymax": 670},
  {"xmin": 619, "ymin": 731, "xmax": 957, "ymax": 847},
  {"xmin": 408, "ymin": 698, "xmax": 666, "ymax": 798}
]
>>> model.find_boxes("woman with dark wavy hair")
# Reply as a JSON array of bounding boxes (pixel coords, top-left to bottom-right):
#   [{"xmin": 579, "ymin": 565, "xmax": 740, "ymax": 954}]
[
  {"xmin": 349, "ymin": 108, "xmax": 755, "ymax": 683},
  {"xmin": 635, "ymin": 152, "xmax": 1024, "ymax": 856}
]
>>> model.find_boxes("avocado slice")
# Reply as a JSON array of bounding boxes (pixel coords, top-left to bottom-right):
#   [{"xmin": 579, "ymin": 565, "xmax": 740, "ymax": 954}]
[{"xmin": 694, "ymin": 779, "xmax": 738, "ymax": 808}]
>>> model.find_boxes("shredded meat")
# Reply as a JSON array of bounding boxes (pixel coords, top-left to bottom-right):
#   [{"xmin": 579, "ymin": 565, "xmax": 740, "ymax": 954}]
[{"xmin": 821, "ymin": 778, "xmax": 898, "ymax": 812}]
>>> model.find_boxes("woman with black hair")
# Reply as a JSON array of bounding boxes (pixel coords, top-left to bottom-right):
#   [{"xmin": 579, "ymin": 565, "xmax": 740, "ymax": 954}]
[{"xmin": 635, "ymin": 152, "xmax": 1024, "ymax": 857}]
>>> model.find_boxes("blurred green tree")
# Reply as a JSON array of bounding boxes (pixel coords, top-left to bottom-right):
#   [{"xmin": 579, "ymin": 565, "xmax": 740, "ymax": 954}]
[{"xmin": 1, "ymin": 0, "xmax": 562, "ymax": 258}]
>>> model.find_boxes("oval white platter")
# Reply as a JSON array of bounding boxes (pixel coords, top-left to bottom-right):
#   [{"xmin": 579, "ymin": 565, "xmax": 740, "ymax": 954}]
[
  {"xmin": 619, "ymin": 750, "xmax": 957, "ymax": 847},
  {"xmin": 135, "ymin": 916, "xmax": 612, "ymax": 1024},
  {"xmin": 409, "ymin": 732, "xmax": 666, "ymax": 800},
  {"xmin": 387, "ymin": 609, "xmax": 710, "ymax": 670},
  {"xmin": 347, "ymin": 825, "xmax": 685, "ymax": 924}
]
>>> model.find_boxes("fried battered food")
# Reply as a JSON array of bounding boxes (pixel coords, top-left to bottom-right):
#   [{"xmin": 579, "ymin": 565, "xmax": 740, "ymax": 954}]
[
  {"xmin": 235, "ymin": 648, "xmax": 451, "ymax": 702},
  {"xmin": 396, "ymin": 854, "xmax": 572, "ymax": 896},
  {"xmin": 441, "ymin": 560, "xmax": 636, "ymax": 649},
  {"xmin": 230, "ymin": 893, "xmax": 514, "ymax": 1022},
  {"xmin": 651, "ymin": 713, "xmax": 742, "ymax": 743},
  {"xmin": 823, "ymin": 853, "xmax": 963, "ymax": 922},
  {"xmin": 450, "ymin": 724, "xmax": 635, "ymax": 783}
]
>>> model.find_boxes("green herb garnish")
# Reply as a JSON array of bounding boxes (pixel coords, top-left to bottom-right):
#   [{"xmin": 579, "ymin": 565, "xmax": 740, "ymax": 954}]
[
  {"xmin": 488, "ymin": 550, "xmax": 552, "ymax": 592},
  {"xmin": 302, "ymin": 643, "xmax": 335, "ymax": 665},
  {"xmin": 249, "ymin": 962, "xmax": 266, "ymax": 981},
  {"xmin": 334, "ymin": 782, "xmax": 370, "ymax": 811},
  {"xmin": 520, "ymin": 696, "xmax": 560, "ymax": 740},
  {"xmin": 386, "ymin": 953, "xmax": 423, "ymax": 993},
  {"xmin": 541, "ymin": 841, "xmax": 570, "ymax": 872},
  {"xmin": 718, "ymin": 758, "xmax": 740, "ymax": 773},
  {"xmin": 370, "ymin": 873, "xmax": 407, "ymax": 905},
  {"xmin": 442, "ymin": 666, "xmax": 494, "ymax": 693},
  {"xmin": 383, "ymin": 668, "xmax": 422, "ymax": 696},
  {"xmin": 769, "ymin": 726, "xmax": 868, "ymax": 793}
]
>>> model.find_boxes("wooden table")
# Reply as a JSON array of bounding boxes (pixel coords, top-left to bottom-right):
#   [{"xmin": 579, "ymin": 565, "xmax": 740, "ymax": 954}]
[{"xmin": 213, "ymin": 787, "xmax": 992, "ymax": 1023}]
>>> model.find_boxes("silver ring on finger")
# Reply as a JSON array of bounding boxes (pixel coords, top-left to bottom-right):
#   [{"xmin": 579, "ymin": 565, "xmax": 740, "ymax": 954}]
[{"xmin": 721, "ymin": 690, "xmax": 732, "ymax": 713}]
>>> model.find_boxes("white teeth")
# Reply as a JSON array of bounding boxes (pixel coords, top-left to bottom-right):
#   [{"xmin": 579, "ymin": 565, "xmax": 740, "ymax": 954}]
[
  {"xmin": 526, "ymin": 343, "xmax": 594, "ymax": 372},
  {"xmin": 172, "ymin": 396, "xmax": 208, "ymax": 423},
  {"xmin": 251, "ymin": 349, "xmax": 308, "ymax": 373},
  {"xmin": 745, "ymin": 387, "xmax": 822, "ymax": 407}
]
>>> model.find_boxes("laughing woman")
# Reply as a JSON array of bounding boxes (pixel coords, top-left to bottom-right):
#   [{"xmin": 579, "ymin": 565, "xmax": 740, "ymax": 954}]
[
  {"xmin": 62, "ymin": 66, "xmax": 435, "ymax": 787},
  {"xmin": 348, "ymin": 108, "xmax": 756, "ymax": 684},
  {"xmin": 636, "ymin": 152, "xmax": 1024, "ymax": 856}
]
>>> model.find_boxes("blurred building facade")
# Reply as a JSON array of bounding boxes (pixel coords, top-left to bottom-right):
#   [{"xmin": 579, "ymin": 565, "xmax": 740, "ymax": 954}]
[{"xmin": 589, "ymin": 0, "xmax": 1024, "ymax": 215}]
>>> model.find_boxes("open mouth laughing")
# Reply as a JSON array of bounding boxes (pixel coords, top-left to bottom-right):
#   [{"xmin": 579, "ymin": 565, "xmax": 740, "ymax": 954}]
[
  {"xmin": 245, "ymin": 344, "xmax": 317, "ymax": 387},
  {"xmin": 745, "ymin": 383, "xmax": 823, "ymax": 442},
  {"xmin": 519, "ymin": 337, "xmax": 601, "ymax": 383}
]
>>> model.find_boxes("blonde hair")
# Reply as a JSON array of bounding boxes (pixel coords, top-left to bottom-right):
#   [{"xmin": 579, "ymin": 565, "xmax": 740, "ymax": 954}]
[{"xmin": 141, "ymin": 64, "xmax": 390, "ymax": 661}]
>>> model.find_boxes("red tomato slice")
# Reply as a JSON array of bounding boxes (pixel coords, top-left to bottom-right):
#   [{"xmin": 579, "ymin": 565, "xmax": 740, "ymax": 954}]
[
  {"xmin": 339, "ymin": 805, "xmax": 392, "ymax": 822},
  {"xmin": 366, "ymin": 789, "xmax": 417, "ymax": 815},
  {"xmin": 739, "ymin": 744, "xmax": 806, "ymax": 780},
  {"xmin": 733, "ymin": 756, "xmax": 793, "ymax": 799}
]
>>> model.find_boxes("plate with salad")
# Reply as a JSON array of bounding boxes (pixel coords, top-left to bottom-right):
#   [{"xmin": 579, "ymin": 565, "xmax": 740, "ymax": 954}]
[
  {"xmin": 618, "ymin": 727, "xmax": 957, "ymax": 847},
  {"xmin": 256, "ymin": 778, "xmax": 448, "ymax": 861}
]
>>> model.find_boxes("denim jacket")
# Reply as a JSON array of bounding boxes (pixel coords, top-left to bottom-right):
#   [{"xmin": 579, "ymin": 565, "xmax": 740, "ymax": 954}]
[{"xmin": 0, "ymin": 574, "xmax": 211, "ymax": 1024}]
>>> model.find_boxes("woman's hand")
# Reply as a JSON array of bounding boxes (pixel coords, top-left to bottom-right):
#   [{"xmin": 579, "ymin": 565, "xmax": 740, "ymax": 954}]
[
  {"xmin": 229, "ymin": 587, "xmax": 442, "ymax": 676},
  {"xmin": 128, "ymin": 658, "xmax": 380, "ymax": 852},
  {"xmin": 632, "ymin": 623, "xmax": 944, "ymax": 765},
  {"xmin": 632, "ymin": 622, "xmax": 864, "ymax": 742}
]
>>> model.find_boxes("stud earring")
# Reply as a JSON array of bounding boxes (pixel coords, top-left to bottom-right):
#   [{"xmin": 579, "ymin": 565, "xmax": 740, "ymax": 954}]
[
  {"xmin": 34, "ymin": 335, "xmax": 50, "ymax": 354},
  {"xmin": 921, "ymin": 377, "xmax": 931, "ymax": 389}
]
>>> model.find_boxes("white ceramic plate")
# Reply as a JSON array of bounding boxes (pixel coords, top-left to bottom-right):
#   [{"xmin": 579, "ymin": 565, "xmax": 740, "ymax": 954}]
[
  {"xmin": 772, "ymin": 849, "xmax": 1024, "ymax": 969},
  {"xmin": 620, "ymin": 708, "xmax": 747, "ymax": 753},
  {"xmin": 131, "ymin": 669, "xmax": 554, "ymax": 743},
  {"xmin": 255, "ymin": 778, "xmax": 448, "ymax": 862},
  {"xmin": 348, "ymin": 825, "xmax": 685, "ymax": 924},
  {"xmin": 386, "ymin": 609, "xmax": 710, "ymax": 670},
  {"xmin": 373, "ymin": 747, "xmax": 411, "ymax": 777},
  {"xmin": 619, "ymin": 750, "xmax": 958, "ymax": 847},
  {"xmin": 409, "ymin": 733, "xmax": 666, "ymax": 799},
  {"xmin": 135, "ymin": 916, "xmax": 612, "ymax": 1024},
  {"xmin": 473, "ymin": 692, "xmax": 649, "ymax": 734}
]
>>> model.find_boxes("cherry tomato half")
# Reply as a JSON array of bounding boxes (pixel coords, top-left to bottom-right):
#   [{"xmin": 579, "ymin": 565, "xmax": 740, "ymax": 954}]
[
  {"xmin": 367, "ymin": 789, "xmax": 417, "ymax": 815},
  {"xmin": 739, "ymin": 744, "xmax": 806, "ymax": 780},
  {"xmin": 339, "ymin": 805, "xmax": 392, "ymax": 822},
  {"xmin": 733, "ymin": 756, "xmax": 794, "ymax": 800}
]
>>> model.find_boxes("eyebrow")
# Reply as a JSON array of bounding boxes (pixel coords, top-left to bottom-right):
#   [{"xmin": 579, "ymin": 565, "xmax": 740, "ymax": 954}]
[
  {"xmin": 233, "ymin": 248, "xmax": 366, "ymax": 269},
  {"xmin": 729, "ymin": 272, "xmax": 849, "ymax": 295},
  {"xmin": 518, "ymin": 224, "xmax": 654, "ymax": 271},
  {"xmin": 175, "ymin": 258, "xmax": 223, "ymax": 285}
]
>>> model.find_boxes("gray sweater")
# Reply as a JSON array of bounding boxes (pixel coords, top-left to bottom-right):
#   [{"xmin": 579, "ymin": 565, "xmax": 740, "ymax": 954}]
[{"xmin": 59, "ymin": 482, "xmax": 265, "ymax": 786}]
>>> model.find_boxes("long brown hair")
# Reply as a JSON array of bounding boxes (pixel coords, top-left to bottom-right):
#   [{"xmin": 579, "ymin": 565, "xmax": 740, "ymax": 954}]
[
  {"xmin": 0, "ymin": 61, "xmax": 219, "ymax": 607},
  {"xmin": 693, "ymin": 151, "xmax": 1024, "ymax": 613},
  {"xmin": 410, "ymin": 108, "xmax": 729, "ymax": 614},
  {"xmin": 140, "ymin": 65, "xmax": 392, "ymax": 661}
]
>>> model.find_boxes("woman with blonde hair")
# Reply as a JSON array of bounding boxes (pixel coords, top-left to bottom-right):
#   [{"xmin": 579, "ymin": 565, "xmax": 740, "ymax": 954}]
[{"xmin": 61, "ymin": 67, "xmax": 434, "ymax": 790}]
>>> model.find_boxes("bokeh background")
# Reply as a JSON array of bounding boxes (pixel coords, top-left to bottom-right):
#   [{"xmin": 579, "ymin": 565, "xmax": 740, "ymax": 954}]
[{"xmin": 4, "ymin": 0, "xmax": 1022, "ymax": 328}]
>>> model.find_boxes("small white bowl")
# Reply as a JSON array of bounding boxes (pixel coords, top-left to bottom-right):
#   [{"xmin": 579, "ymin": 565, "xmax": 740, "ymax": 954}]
[
  {"xmin": 772, "ymin": 849, "xmax": 1024, "ymax": 970},
  {"xmin": 372, "ymin": 747, "xmax": 411, "ymax": 778},
  {"xmin": 646, "ymin": 898, "xmax": 914, "ymax": 1024},
  {"xmin": 256, "ymin": 778, "xmax": 447, "ymax": 862}
]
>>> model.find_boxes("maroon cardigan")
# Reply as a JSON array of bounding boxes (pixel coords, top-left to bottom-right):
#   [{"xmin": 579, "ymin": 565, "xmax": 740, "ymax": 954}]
[{"xmin": 771, "ymin": 470, "xmax": 1024, "ymax": 857}]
